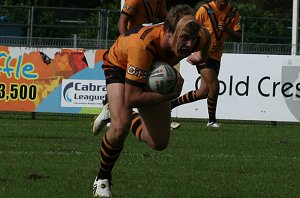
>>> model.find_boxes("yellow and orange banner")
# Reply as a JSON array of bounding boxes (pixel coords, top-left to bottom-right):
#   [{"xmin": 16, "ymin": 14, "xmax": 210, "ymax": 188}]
[{"xmin": 0, "ymin": 46, "xmax": 107, "ymax": 114}]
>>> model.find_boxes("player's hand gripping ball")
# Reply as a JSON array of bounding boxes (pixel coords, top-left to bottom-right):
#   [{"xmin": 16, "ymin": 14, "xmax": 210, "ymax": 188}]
[{"xmin": 147, "ymin": 61, "xmax": 177, "ymax": 94}]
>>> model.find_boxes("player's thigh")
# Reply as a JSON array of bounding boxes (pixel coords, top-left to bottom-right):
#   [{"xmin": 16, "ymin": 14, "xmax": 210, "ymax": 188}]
[
  {"xmin": 107, "ymin": 83, "xmax": 132, "ymax": 132},
  {"xmin": 138, "ymin": 101, "xmax": 171, "ymax": 143},
  {"xmin": 200, "ymin": 68, "xmax": 217, "ymax": 82},
  {"xmin": 200, "ymin": 68, "xmax": 218, "ymax": 87}
]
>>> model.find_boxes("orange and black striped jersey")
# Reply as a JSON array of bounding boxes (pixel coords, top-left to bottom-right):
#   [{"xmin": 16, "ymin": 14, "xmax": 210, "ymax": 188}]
[
  {"xmin": 195, "ymin": 1, "xmax": 241, "ymax": 61},
  {"xmin": 103, "ymin": 24, "xmax": 210, "ymax": 87},
  {"xmin": 121, "ymin": 0, "xmax": 167, "ymax": 30}
]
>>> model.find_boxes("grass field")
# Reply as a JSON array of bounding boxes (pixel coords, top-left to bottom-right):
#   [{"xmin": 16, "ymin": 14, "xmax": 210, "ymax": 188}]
[{"xmin": 0, "ymin": 115, "xmax": 299, "ymax": 198}]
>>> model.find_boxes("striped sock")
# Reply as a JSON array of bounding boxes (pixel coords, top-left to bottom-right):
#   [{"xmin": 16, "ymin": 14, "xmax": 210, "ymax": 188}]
[
  {"xmin": 97, "ymin": 134, "xmax": 123, "ymax": 180},
  {"xmin": 130, "ymin": 111, "xmax": 142, "ymax": 140},
  {"xmin": 207, "ymin": 97, "xmax": 218, "ymax": 123},
  {"xmin": 171, "ymin": 90, "xmax": 197, "ymax": 109}
]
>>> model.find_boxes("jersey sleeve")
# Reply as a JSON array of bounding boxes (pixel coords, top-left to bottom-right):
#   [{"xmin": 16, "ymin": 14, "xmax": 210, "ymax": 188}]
[
  {"xmin": 122, "ymin": 0, "xmax": 140, "ymax": 17},
  {"xmin": 126, "ymin": 46, "xmax": 154, "ymax": 87},
  {"xmin": 231, "ymin": 10, "xmax": 241, "ymax": 32},
  {"xmin": 195, "ymin": 6, "xmax": 207, "ymax": 24}
]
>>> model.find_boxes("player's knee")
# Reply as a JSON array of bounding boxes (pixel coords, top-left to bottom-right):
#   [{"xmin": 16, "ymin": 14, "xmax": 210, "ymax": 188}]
[
  {"xmin": 196, "ymin": 93, "xmax": 208, "ymax": 100},
  {"xmin": 151, "ymin": 140, "xmax": 169, "ymax": 151},
  {"xmin": 195, "ymin": 89, "xmax": 208, "ymax": 99},
  {"xmin": 109, "ymin": 123, "xmax": 131, "ymax": 144},
  {"xmin": 208, "ymin": 83, "xmax": 219, "ymax": 94}
]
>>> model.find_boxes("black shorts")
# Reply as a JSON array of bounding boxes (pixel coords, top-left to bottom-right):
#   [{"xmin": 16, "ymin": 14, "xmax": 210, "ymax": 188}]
[
  {"xmin": 206, "ymin": 58, "xmax": 221, "ymax": 76},
  {"xmin": 102, "ymin": 64, "xmax": 126, "ymax": 85}
]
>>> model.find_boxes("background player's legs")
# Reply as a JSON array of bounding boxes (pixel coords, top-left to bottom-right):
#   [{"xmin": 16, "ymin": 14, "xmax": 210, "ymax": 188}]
[{"xmin": 200, "ymin": 68, "xmax": 219, "ymax": 125}]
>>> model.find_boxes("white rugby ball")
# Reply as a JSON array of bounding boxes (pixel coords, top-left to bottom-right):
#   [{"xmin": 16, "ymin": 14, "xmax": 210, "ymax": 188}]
[{"xmin": 147, "ymin": 61, "xmax": 177, "ymax": 94}]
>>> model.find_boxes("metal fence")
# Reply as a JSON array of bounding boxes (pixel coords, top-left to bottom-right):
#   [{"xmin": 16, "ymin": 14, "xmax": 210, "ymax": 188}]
[
  {"xmin": 0, "ymin": 5, "xmax": 299, "ymax": 55},
  {"xmin": 0, "ymin": 5, "xmax": 120, "ymax": 41},
  {"xmin": 223, "ymin": 42, "xmax": 295, "ymax": 55},
  {"xmin": 0, "ymin": 35, "xmax": 115, "ymax": 49},
  {"xmin": 0, "ymin": 36, "xmax": 297, "ymax": 55}
]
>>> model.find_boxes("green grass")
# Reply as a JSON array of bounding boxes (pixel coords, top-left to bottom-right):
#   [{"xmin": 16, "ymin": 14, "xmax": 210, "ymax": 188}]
[{"xmin": 0, "ymin": 117, "xmax": 299, "ymax": 198}]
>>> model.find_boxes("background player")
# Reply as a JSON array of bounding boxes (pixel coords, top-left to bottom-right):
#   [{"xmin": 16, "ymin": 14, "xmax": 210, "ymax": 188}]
[
  {"xmin": 171, "ymin": 0, "xmax": 242, "ymax": 129},
  {"xmin": 118, "ymin": 0, "xmax": 167, "ymax": 34}
]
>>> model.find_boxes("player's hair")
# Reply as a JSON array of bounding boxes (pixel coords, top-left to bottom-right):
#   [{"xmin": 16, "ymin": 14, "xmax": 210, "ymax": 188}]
[
  {"xmin": 185, "ymin": 20, "xmax": 201, "ymax": 35},
  {"xmin": 164, "ymin": 4, "xmax": 197, "ymax": 33}
]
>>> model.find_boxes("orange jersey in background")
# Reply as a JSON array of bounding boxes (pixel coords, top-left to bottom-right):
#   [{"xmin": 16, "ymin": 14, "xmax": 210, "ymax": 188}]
[
  {"xmin": 103, "ymin": 24, "xmax": 209, "ymax": 87},
  {"xmin": 195, "ymin": 1, "xmax": 241, "ymax": 61},
  {"xmin": 121, "ymin": 0, "xmax": 167, "ymax": 29}
]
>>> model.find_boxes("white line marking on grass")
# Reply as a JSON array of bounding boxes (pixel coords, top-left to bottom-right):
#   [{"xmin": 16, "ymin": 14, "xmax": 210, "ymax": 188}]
[
  {"xmin": 197, "ymin": 153, "xmax": 298, "ymax": 160},
  {"xmin": 0, "ymin": 150, "xmax": 95, "ymax": 156},
  {"xmin": 123, "ymin": 152, "xmax": 298, "ymax": 160},
  {"xmin": 0, "ymin": 151, "xmax": 298, "ymax": 160}
]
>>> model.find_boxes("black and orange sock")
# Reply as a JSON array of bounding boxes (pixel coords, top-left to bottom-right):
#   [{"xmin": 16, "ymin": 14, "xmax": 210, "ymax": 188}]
[
  {"xmin": 97, "ymin": 134, "xmax": 123, "ymax": 181},
  {"xmin": 207, "ymin": 97, "xmax": 218, "ymax": 123},
  {"xmin": 130, "ymin": 111, "xmax": 142, "ymax": 140},
  {"xmin": 171, "ymin": 90, "xmax": 197, "ymax": 109}
]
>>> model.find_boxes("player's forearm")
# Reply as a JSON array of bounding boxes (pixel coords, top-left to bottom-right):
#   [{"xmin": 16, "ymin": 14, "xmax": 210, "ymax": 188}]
[
  {"xmin": 125, "ymin": 91, "xmax": 173, "ymax": 108},
  {"xmin": 227, "ymin": 29, "xmax": 242, "ymax": 42},
  {"xmin": 118, "ymin": 24, "xmax": 128, "ymax": 35}
]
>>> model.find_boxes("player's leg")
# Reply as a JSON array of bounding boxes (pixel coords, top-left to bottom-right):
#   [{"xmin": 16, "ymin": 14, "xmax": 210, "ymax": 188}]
[
  {"xmin": 170, "ymin": 77, "xmax": 208, "ymax": 109},
  {"xmin": 195, "ymin": 76, "xmax": 209, "ymax": 99},
  {"xmin": 170, "ymin": 75, "xmax": 209, "ymax": 130},
  {"xmin": 170, "ymin": 89, "xmax": 198, "ymax": 109},
  {"xmin": 94, "ymin": 82, "xmax": 132, "ymax": 197},
  {"xmin": 200, "ymin": 66, "xmax": 220, "ymax": 127},
  {"xmin": 131, "ymin": 101, "xmax": 171, "ymax": 150},
  {"xmin": 105, "ymin": 83, "xmax": 132, "ymax": 145},
  {"xmin": 93, "ymin": 63, "xmax": 132, "ymax": 197}
]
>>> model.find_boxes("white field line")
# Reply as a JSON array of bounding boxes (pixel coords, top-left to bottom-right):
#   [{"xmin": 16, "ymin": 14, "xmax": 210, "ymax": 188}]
[
  {"xmin": 0, "ymin": 150, "xmax": 298, "ymax": 160},
  {"xmin": 0, "ymin": 150, "xmax": 94, "ymax": 156}
]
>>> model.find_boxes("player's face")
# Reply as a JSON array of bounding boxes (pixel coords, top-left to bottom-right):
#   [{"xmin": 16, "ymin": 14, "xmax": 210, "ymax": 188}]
[
  {"xmin": 176, "ymin": 31, "xmax": 198, "ymax": 58},
  {"xmin": 215, "ymin": 0, "xmax": 228, "ymax": 10}
]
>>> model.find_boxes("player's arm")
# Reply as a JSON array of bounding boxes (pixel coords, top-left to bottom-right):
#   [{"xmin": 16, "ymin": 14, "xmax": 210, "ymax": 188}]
[
  {"xmin": 229, "ymin": 29, "xmax": 241, "ymax": 42},
  {"xmin": 118, "ymin": 0, "xmax": 138, "ymax": 34},
  {"xmin": 118, "ymin": 13, "xmax": 130, "ymax": 35},
  {"xmin": 124, "ymin": 45, "xmax": 183, "ymax": 108},
  {"xmin": 221, "ymin": 23, "xmax": 241, "ymax": 42},
  {"xmin": 125, "ymin": 72, "xmax": 183, "ymax": 108},
  {"xmin": 158, "ymin": 0, "xmax": 167, "ymax": 20},
  {"xmin": 219, "ymin": 10, "xmax": 242, "ymax": 42}
]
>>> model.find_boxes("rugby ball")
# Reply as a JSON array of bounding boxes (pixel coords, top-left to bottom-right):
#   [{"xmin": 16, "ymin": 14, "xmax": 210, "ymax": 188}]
[{"xmin": 147, "ymin": 61, "xmax": 177, "ymax": 94}]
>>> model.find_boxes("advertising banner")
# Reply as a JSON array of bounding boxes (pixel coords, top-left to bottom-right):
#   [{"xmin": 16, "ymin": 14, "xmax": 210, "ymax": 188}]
[
  {"xmin": 0, "ymin": 46, "xmax": 107, "ymax": 114},
  {"xmin": 1, "ymin": 46, "xmax": 299, "ymax": 122},
  {"xmin": 174, "ymin": 54, "xmax": 300, "ymax": 122}
]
